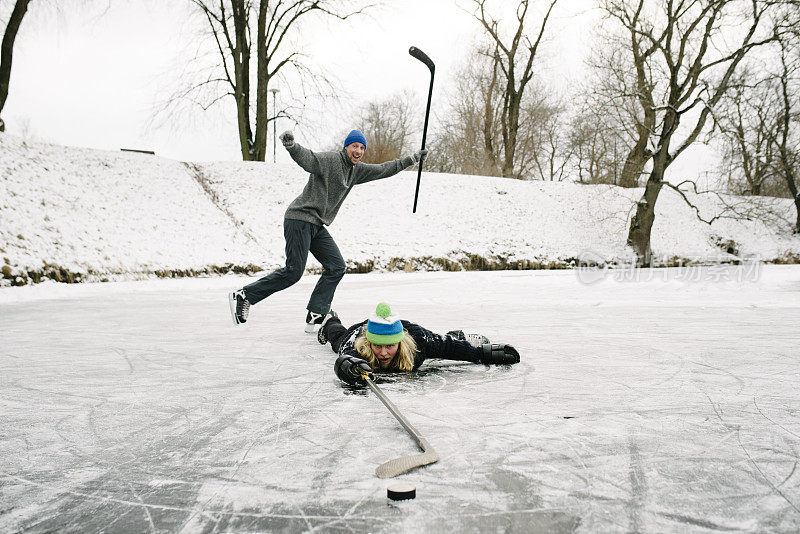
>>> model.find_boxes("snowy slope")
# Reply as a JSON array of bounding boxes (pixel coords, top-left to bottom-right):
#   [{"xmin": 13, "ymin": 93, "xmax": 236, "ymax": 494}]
[
  {"xmin": 2, "ymin": 134, "xmax": 799, "ymax": 286},
  {"xmin": 0, "ymin": 136, "xmax": 255, "ymax": 284}
]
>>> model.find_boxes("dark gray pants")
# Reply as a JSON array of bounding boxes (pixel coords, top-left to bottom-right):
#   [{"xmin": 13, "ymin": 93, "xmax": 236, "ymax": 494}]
[{"xmin": 243, "ymin": 219, "xmax": 346, "ymax": 314}]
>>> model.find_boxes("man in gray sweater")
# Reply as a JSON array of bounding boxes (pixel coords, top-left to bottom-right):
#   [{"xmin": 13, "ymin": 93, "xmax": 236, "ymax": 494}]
[{"xmin": 229, "ymin": 129, "xmax": 427, "ymax": 331}]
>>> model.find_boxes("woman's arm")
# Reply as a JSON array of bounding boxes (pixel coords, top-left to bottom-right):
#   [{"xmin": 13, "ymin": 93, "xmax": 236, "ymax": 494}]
[{"xmin": 334, "ymin": 322, "xmax": 371, "ymax": 384}]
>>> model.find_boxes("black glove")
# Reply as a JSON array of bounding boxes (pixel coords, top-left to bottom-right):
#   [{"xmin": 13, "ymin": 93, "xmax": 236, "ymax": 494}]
[
  {"xmin": 413, "ymin": 149, "xmax": 428, "ymax": 163},
  {"xmin": 480, "ymin": 344, "xmax": 520, "ymax": 364},
  {"xmin": 279, "ymin": 130, "xmax": 295, "ymax": 148},
  {"xmin": 335, "ymin": 355, "xmax": 373, "ymax": 385}
]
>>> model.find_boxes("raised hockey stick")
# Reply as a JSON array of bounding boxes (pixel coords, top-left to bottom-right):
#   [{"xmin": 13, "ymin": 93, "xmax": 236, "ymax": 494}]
[
  {"xmin": 361, "ymin": 372, "xmax": 439, "ymax": 478},
  {"xmin": 409, "ymin": 46, "xmax": 435, "ymax": 214}
]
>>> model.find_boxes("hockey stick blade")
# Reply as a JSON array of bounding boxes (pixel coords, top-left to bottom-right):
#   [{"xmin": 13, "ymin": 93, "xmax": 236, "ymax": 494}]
[
  {"xmin": 409, "ymin": 46, "xmax": 435, "ymax": 72},
  {"xmin": 376, "ymin": 447, "xmax": 440, "ymax": 479}
]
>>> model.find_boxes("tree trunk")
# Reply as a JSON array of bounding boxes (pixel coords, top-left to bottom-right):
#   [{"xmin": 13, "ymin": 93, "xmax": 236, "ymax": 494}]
[
  {"xmin": 626, "ymin": 175, "xmax": 664, "ymax": 267},
  {"xmin": 483, "ymin": 51, "xmax": 499, "ymax": 172},
  {"xmin": 785, "ymin": 172, "xmax": 800, "ymax": 233},
  {"xmin": 776, "ymin": 45, "xmax": 799, "ymax": 233},
  {"xmin": 618, "ymin": 14, "xmax": 657, "ymax": 189},
  {"xmin": 231, "ymin": 0, "xmax": 254, "ymax": 160},
  {"xmin": 253, "ymin": 0, "xmax": 269, "ymax": 162},
  {"xmin": 0, "ymin": 0, "xmax": 31, "ymax": 121},
  {"xmin": 627, "ymin": 145, "xmax": 670, "ymax": 266},
  {"xmin": 502, "ymin": 90, "xmax": 520, "ymax": 178},
  {"xmin": 618, "ymin": 80, "xmax": 655, "ymax": 188},
  {"xmin": 619, "ymin": 143, "xmax": 650, "ymax": 188}
]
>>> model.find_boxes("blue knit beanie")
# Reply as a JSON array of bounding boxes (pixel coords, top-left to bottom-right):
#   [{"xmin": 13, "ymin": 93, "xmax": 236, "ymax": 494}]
[
  {"xmin": 366, "ymin": 302, "xmax": 404, "ymax": 345},
  {"xmin": 343, "ymin": 129, "xmax": 367, "ymax": 149}
]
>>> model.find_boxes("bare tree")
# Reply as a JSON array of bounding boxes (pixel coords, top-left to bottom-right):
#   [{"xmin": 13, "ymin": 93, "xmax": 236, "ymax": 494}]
[
  {"xmin": 356, "ymin": 90, "xmax": 418, "ymax": 164},
  {"xmin": 530, "ymin": 99, "xmax": 572, "ymax": 181},
  {"xmin": 714, "ymin": 75, "xmax": 784, "ymax": 196},
  {"xmin": 603, "ymin": 0, "xmax": 778, "ymax": 265},
  {"xmin": 466, "ymin": 0, "xmax": 560, "ymax": 178},
  {"xmin": 772, "ymin": 19, "xmax": 800, "ymax": 232},
  {"xmin": 169, "ymin": 1, "xmax": 369, "ymax": 162},
  {"xmin": 426, "ymin": 46, "xmax": 503, "ymax": 177},
  {"xmin": 325, "ymin": 91, "xmax": 418, "ymax": 163},
  {"xmin": 712, "ymin": 5, "xmax": 800, "ymax": 232},
  {"xmin": 590, "ymin": 30, "xmax": 657, "ymax": 188},
  {"xmin": 0, "ymin": 0, "xmax": 31, "ymax": 132},
  {"xmin": 568, "ymin": 107, "xmax": 626, "ymax": 185},
  {"xmin": 428, "ymin": 42, "xmax": 565, "ymax": 180}
]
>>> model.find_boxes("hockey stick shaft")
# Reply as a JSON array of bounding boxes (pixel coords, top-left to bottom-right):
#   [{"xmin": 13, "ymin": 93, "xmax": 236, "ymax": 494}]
[
  {"xmin": 363, "ymin": 374, "xmax": 425, "ymax": 450},
  {"xmin": 362, "ymin": 373, "xmax": 439, "ymax": 478},
  {"xmin": 409, "ymin": 46, "xmax": 435, "ymax": 214}
]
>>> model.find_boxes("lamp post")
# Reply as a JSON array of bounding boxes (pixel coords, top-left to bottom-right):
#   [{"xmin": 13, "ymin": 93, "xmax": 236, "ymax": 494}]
[{"xmin": 269, "ymin": 87, "xmax": 280, "ymax": 163}]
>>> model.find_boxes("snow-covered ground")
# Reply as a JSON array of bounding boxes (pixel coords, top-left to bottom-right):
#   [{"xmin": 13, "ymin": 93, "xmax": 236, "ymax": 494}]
[
  {"xmin": 2, "ymin": 266, "xmax": 799, "ymax": 532},
  {"xmin": 2, "ymin": 134, "xmax": 799, "ymax": 287}
]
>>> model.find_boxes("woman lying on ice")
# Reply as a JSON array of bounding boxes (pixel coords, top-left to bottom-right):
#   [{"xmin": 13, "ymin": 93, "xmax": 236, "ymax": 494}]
[{"xmin": 317, "ymin": 302, "xmax": 520, "ymax": 385}]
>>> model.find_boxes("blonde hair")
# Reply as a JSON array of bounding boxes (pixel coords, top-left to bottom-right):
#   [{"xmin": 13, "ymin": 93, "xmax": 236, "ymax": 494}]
[{"xmin": 354, "ymin": 328, "xmax": 417, "ymax": 371}]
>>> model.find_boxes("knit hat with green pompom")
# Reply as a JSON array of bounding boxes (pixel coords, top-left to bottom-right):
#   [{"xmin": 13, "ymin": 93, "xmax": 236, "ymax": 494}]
[{"xmin": 366, "ymin": 302, "xmax": 405, "ymax": 345}]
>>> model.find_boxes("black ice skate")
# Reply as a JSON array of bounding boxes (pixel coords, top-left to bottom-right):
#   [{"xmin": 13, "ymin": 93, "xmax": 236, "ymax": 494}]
[
  {"xmin": 305, "ymin": 311, "xmax": 324, "ymax": 333},
  {"xmin": 316, "ymin": 310, "xmax": 339, "ymax": 344},
  {"xmin": 229, "ymin": 289, "xmax": 250, "ymax": 325},
  {"xmin": 446, "ymin": 330, "xmax": 490, "ymax": 347},
  {"xmin": 306, "ymin": 309, "xmax": 338, "ymax": 334}
]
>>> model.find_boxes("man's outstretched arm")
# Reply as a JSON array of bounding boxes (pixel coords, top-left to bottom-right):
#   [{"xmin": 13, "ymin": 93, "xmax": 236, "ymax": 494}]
[
  {"xmin": 356, "ymin": 149, "xmax": 428, "ymax": 184},
  {"xmin": 280, "ymin": 130, "xmax": 323, "ymax": 175}
]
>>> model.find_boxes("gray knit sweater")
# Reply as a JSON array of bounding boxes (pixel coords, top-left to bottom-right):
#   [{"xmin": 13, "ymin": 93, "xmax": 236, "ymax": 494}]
[{"xmin": 284, "ymin": 143, "xmax": 417, "ymax": 226}]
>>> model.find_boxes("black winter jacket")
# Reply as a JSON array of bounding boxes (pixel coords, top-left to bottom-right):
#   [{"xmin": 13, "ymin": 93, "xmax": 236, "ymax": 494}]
[{"xmin": 333, "ymin": 320, "xmax": 483, "ymax": 383}]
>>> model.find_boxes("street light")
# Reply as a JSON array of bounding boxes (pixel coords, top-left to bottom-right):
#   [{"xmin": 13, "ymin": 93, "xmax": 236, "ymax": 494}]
[{"xmin": 269, "ymin": 87, "xmax": 280, "ymax": 163}]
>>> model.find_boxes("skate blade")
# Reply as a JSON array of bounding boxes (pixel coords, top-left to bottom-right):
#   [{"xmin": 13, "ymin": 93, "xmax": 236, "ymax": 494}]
[{"xmin": 229, "ymin": 293, "xmax": 241, "ymax": 325}]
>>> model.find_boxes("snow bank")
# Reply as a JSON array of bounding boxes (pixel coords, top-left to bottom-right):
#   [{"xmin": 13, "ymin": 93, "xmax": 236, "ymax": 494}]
[
  {"xmin": 2, "ymin": 134, "xmax": 799, "ymax": 286},
  {"xmin": 0, "ymin": 136, "xmax": 255, "ymax": 285}
]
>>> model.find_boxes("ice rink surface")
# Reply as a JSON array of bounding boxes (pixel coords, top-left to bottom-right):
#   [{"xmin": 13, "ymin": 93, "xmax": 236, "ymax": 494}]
[{"xmin": 2, "ymin": 265, "xmax": 799, "ymax": 533}]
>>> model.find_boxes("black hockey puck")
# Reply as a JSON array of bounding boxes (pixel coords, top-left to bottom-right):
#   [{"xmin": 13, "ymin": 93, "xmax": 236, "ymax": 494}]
[{"xmin": 387, "ymin": 483, "xmax": 416, "ymax": 501}]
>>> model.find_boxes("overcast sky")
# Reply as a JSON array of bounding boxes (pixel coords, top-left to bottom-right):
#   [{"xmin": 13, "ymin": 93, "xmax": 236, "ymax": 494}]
[{"xmin": 4, "ymin": 0, "xmax": 602, "ymax": 163}]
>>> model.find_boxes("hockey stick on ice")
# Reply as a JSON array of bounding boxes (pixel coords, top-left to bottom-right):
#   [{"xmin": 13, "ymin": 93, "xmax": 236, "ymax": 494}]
[
  {"xmin": 361, "ymin": 373, "xmax": 439, "ymax": 478},
  {"xmin": 409, "ymin": 46, "xmax": 435, "ymax": 214}
]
